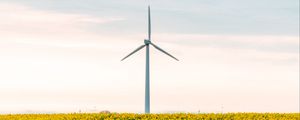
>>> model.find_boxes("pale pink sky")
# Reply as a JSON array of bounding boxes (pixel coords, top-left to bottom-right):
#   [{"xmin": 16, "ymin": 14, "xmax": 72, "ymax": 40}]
[{"xmin": 0, "ymin": 1, "xmax": 299, "ymax": 113}]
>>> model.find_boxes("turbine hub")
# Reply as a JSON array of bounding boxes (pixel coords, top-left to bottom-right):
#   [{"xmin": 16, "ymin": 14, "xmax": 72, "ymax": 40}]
[{"xmin": 144, "ymin": 39, "xmax": 151, "ymax": 45}]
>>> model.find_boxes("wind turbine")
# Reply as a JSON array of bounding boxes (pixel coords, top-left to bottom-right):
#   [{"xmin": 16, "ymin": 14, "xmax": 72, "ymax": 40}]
[{"xmin": 121, "ymin": 5, "xmax": 178, "ymax": 114}]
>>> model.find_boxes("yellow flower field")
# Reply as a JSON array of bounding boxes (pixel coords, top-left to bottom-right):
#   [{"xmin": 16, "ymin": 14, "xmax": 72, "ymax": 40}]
[{"xmin": 0, "ymin": 113, "xmax": 299, "ymax": 120}]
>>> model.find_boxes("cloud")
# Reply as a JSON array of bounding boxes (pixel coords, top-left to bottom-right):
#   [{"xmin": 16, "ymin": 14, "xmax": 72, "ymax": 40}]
[
  {"xmin": 0, "ymin": 2, "xmax": 125, "ymax": 38},
  {"xmin": 152, "ymin": 33, "xmax": 299, "ymax": 54},
  {"xmin": 0, "ymin": 2, "xmax": 128, "ymax": 50}
]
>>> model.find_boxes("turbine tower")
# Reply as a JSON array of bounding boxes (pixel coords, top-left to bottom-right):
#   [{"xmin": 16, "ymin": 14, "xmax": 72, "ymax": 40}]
[{"xmin": 121, "ymin": 5, "xmax": 178, "ymax": 114}]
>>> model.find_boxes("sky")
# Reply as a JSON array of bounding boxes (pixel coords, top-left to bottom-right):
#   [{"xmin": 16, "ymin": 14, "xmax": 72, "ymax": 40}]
[{"xmin": 0, "ymin": 0, "xmax": 299, "ymax": 113}]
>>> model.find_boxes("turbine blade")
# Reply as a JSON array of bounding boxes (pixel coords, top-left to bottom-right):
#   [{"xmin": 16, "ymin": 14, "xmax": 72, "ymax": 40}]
[
  {"xmin": 148, "ymin": 6, "xmax": 151, "ymax": 40},
  {"xmin": 150, "ymin": 43, "xmax": 179, "ymax": 61},
  {"xmin": 121, "ymin": 44, "xmax": 146, "ymax": 61}
]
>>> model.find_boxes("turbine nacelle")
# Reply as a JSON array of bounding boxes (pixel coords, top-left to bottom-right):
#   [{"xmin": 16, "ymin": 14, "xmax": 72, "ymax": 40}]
[
  {"xmin": 121, "ymin": 41, "xmax": 179, "ymax": 61},
  {"xmin": 144, "ymin": 39, "xmax": 151, "ymax": 45}
]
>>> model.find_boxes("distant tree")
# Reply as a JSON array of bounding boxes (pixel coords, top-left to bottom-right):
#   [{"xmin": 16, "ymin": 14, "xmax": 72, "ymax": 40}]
[{"xmin": 99, "ymin": 110, "xmax": 110, "ymax": 114}]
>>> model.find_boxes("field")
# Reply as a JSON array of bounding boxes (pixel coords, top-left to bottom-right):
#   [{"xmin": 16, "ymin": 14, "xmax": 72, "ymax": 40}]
[{"xmin": 0, "ymin": 113, "xmax": 299, "ymax": 120}]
